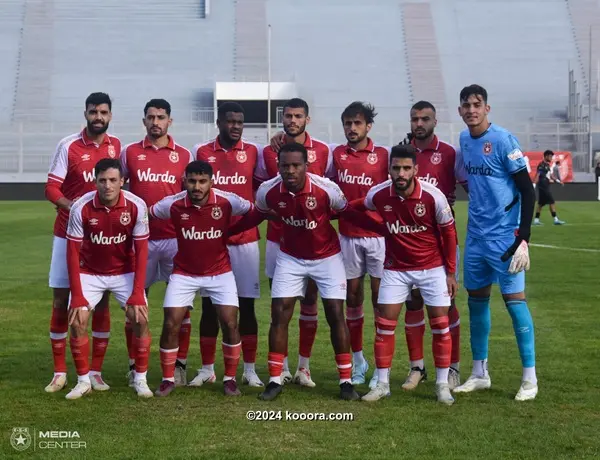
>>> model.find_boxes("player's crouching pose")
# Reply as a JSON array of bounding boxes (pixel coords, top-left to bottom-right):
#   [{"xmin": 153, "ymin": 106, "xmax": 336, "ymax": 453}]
[
  {"xmin": 351, "ymin": 145, "xmax": 459, "ymax": 405},
  {"xmin": 150, "ymin": 160, "xmax": 254, "ymax": 397},
  {"xmin": 65, "ymin": 159, "xmax": 152, "ymax": 400}
]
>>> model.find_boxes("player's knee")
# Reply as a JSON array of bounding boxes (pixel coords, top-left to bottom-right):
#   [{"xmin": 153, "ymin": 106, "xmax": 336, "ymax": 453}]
[
  {"xmin": 219, "ymin": 316, "xmax": 238, "ymax": 336},
  {"xmin": 69, "ymin": 318, "xmax": 87, "ymax": 336},
  {"xmin": 502, "ymin": 292, "xmax": 525, "ymax": 302},
  {"xmin": 346, "ymin": 290, "xmax": 363, "ymax": 308}
]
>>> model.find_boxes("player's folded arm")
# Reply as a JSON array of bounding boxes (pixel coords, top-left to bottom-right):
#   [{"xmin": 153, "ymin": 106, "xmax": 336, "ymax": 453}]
[
  {"xmin": 344, "ymin": 198, "xmax": 386, "ymax": 236},
  {"xmin": 228, "ymin": 205, "xmax": 270, "ymax": 237}
]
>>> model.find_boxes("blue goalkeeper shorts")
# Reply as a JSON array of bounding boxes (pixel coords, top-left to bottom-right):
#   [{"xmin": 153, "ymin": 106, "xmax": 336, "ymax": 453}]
[{"xmin": 463, "ymin": 234, "xmax": 525, "ymax": 294}]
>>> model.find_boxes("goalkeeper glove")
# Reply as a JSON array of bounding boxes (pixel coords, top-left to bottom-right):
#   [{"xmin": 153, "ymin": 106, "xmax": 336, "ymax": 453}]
[{"xmin": 501, "ymin": 231, "xmax": 531, "ymax": 274}]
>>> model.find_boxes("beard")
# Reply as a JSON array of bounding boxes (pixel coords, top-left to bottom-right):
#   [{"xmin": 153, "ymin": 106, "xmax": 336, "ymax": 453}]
[
  {"xmin": 412, "ymin": 126, "xmax": 434, "ymax": 140},
  {"xmin": 87, "ymin": 120, "xmax": 109, "ymax": 135},
  {"xmin": 284, "ymin": 122, "xmax": 306, "ymax": 137}
]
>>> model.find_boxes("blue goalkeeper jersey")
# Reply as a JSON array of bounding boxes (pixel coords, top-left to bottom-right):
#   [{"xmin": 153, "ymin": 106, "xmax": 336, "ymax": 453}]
[{"xmin": 458, "ymin": 123, "xmax": 527, "ymax": 240}]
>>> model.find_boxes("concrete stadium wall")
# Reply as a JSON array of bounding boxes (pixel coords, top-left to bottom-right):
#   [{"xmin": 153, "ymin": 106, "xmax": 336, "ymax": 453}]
[{"xmin": 1, "ymin": 183, "xmax": 599, "ymax": 202}]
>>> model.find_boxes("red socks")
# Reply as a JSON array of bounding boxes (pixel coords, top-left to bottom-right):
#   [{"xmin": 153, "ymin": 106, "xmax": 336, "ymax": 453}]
[
  {"xmin": 91, "ymin": 307, "xmax": 110, "ymax": 373},
  {"xmin": 200, "ymin": 336, "xmax": 217, "ymax": 366},
  {"xmin": 159, "ymin": 347, "xmax": 178, "ymax": 381},
  {"xmin": 335, "ymin": 353, "xmax": 352, "ymax": 383},
  {"xmin": 375, "ymin": 317, "xmax": 397, "ymax": 369},
  {"xmin": 50, "ymin": 305, "xmax": 69, "ymax": 373},
  {"xmin": 430, "ymin": 316, "xmax": 451, "ymax": 369},
  {"xmin": 268, "ymin": 352, "xmax": 285, "ymax": 383},
  {"xmin": 298, "ymin": 303, "xmax": 318, "ymax": 358},
  {"xmin": 405, "ymin": 309, "xmax": 425, "ymax": 362},
  {"xmin": 134, "ymin": 335, "xmax": 152, "ymax": 374},
  {"xmin": 241, "ymin": 335, "xmax": 257, "ymax": 364},
  {"xmin": 70, "ymin": 336, "xmax": 90, "ymax": 376},
  {"xmin": 346, "ymin": 304, "xmax": 364, "ymax": 353},
  {"xmin": 223, "ymin": 342, "xmax": 242, "ymax": 379}
]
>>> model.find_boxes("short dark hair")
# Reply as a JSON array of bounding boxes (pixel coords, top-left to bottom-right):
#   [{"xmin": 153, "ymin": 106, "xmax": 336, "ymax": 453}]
[
  {"xmin": 459, "ymin": 84, "xmax": 488, "ymax": 104},
  {"xmin": 283, "ymin": 98, "xmax": 309, "ymax": 116},
  {"xmin": 217, "ymin": 102, "xmax": 244, "ymax": 120},
  {"xmin": 390, "ymin": 144, "xmax": 417, "ymax": 164},
  {"xmin": 411, "ymin": 100, "xmax": 436, "ymax": 113},
  {"xmin": 94, "ymin": 158, "xmax": 122, "ymax": 176},
  {"xmin": 85, "ymin": 92, "xmax": 112, "ymax": 111},
  {"xmin": 144, "ymin": 98, "xmax": 171, "ymax": 116},
  {"xmin": 341, "ymin": 101, "xmax": 377, "ymax": 124},
  {"xmin": 277, "ymin": 142, "xmax": 308, "ymax": 163},
  {"xmin": 185, "ymin": 160, "xmax": 213, "ymax": 177},
  {"xmin": 544, "ymin": 149, "xmax": 554, "ymax": 157}
]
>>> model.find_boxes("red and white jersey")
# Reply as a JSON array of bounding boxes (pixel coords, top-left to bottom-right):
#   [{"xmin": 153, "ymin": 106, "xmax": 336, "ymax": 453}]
[
  {"xmin": 261, "ymin": 132, "xmax": 334, "ymax": 243},
  {"xmin": 194, "ymin": 137, "xmax": 267, "ymax": 246},
  {"xmin": 332, "ymin": 139, "xmax": 389, "ymax": 238},
  {"xmin": 365, "ymin": 179, "xmax": 454, "ymax": 271},
  {"xmin": 66, "ymin": 190, "xmax": 149, "ymax": 276},
  {"xmin": 256, "ymin": 173, "xmax": 346, "ymax": 260},
  {"xmin": 121, "ymin": 135, "xmax": 192, "ymax": 241},
  {"xmin": 47, "ymin": 130, "xmax": 121, "ymax": 238},
  {"xmin": 150, "ymin": 188, "xmax": 252, "ymax": 277},
  {"xmin": 412, "ymin": 135, "xmax": 467, "ymax": 206}
]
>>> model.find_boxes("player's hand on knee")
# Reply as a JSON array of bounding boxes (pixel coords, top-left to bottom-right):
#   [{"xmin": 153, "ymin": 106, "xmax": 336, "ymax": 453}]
[
  {"xmin": 505, "ymin": 240, "xmax": 530, "ymax": 274},
  {"xmin": 446, "ymin": 274, "xmax": 458, "ymax": 299},
  {"xmin": 128, "ymin": 304, "xmax": 149, "ymax": 324},
  {"xmin": 68, "ymin": 305, "xmax": 89, "ymax": 327}
]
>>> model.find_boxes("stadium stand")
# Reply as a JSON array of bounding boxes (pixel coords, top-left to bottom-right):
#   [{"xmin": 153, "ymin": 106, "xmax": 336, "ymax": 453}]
[{"xmin": 1, "ymin": 0, "xmax": 599, "ymax": 180}]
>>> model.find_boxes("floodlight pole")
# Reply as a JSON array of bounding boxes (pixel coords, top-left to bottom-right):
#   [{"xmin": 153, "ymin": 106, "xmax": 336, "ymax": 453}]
[{"xmin": 589, "ymin": 25, "xmax": 593, "ymax": 172}]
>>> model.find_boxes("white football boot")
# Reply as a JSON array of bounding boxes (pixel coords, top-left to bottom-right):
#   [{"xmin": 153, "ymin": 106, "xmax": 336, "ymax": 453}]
[
  {"xmin": 453, "ymin": 374, "xmax": 491, "ymax": 393},
  {"xmin": 515, "ymin": 381, "xmax": 538, "ymax": 401},
  {"xmin": 188, "ymin": 368, "xmax": 217, "ymax": 387},
  {"xmin": 292, "ymin": 368, "xmax": 316, "ymax": 387},
  {"xmin": 65, "ymin": 381, "xmax": 92, "ymax": 400},
  {"xmin": 45, "ymin": 374, "xmax": 67, "ymax": 393}
]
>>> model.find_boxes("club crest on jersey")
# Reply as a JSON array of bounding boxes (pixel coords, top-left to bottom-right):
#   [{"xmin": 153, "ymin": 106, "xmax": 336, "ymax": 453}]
[
  {"xmin": 483, "ymin": 142, "xmax": 492, "ymax": 155},
  {"xmin": 120, "ymin": 212, "xmax": 131, "ymax": 225},
  {"xmin": 181, "ymin": 213, "xmax": 190, "ymax": 221},
  {"xmin": 137, "ymin": 154, "xmax": 146, "ymax": 161},
  {"xmin": 431, "ymin": 151, "xmax": 442, "ymax": 165},
  {"xmin": 305, "ymin": 196, "xmax": 317, "ymax": 210},
  {"xmin": 169, "ymin": 151, "xmax": 179, "ymax": 163},
  {"xmin": 367, "ymin": 153, "xmax": 378, "ymax": 165},
  {"xmin": 211, "ymin": 206, "xmax": 223, "ymax": 220},
  {"xmin": 414, "ymin": 202, "xmax": 426, "ymax": 217},
  {"xmin": 108, "ymin": 145, "xmax": 116, "ymax": 158},
  {"xmin": 236, "ymin": 150, "xmax": 247, "ymax": 163},
  {"xmin": 307, "ymin": 150, "xmax": 317, "ymax": 163},
  {"xmin": 89, "ymin": 218, "xmax": 99, "ymax": 226},
  {"xmin": 81, "ymin": 154, "xmax": 91, "ymax": 161}
]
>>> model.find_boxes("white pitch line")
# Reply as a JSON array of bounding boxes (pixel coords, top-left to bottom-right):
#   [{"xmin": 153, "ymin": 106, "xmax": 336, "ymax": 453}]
[{"xmin": 530, "ymin": 243, "xmax": 600, "ymax": 253}]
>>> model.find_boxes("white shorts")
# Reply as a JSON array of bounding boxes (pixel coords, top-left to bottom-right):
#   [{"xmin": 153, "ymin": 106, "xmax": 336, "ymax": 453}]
[
  {"xmin": 228, "ymin": 242, "xmax": 260, "ymax": 298},
  {"xmin": 407, "ymin": 245, "xmax": 460, "ymax": 300},
  {"xmin": 49, "ymin": 236, "xmax": 69, "ymax": 289},
  {"xmin": 69, "ymin": 273, "xmax": 146, "ymax": 310},
  {"xmin": 146, "ymin": 238, "xmax": 177, "ymax": 288},
  {"xmin": 164, "ymin": 272, "xmax": 239, "ymax": 308},
  {"xmin": 339, "ymin": 235, "xmax": 385, "ymax": 280},
  {"xmin": 271, "ymin": 251, "xmax": 347, "ymax": 300},
  {"xmin": 378, "ymin": 266, "xmax": 451, "ymax": 307},
  {"xmin": 265, "ymin": 240, "xmax": 280, "ymax": 279}
]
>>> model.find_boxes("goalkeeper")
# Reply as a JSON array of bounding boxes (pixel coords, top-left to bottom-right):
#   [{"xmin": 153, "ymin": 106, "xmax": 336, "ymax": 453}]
[{"xmin": 452, "ymin": 85, "xmax": 538, "ymax": 401}]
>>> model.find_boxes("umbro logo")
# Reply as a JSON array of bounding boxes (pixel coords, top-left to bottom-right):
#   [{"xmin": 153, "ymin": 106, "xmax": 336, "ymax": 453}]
[
  {"xmin": 181, "ymin": 213, "xmax": 190, "ymax": 220},
  {"xmin": 137, "ymin": 154, "xmax": 146, "ymax": 160},
  {"xmin": 81, "ymin": 154, "xmax": 91, "ymax": 161},
  {"xmin": 207, "ymin": 156, "xmax": 216, "ymax": 163},
  {"xmin": 278, "ymin": 201, "xmax": 287, "ymax": 208},
  {"xmin": 89, "ymin": 218, "xmax": 99, "ymax": 226},
  {"xmin": 384, "ymin": 205, "xmax": 393, "ymax": 212}
]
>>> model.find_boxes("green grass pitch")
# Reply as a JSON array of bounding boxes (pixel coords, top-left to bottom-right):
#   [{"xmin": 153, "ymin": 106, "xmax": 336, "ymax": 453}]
[{"xmin": 1, "ymin": 201, "xmax": 599, "ymax": 459}]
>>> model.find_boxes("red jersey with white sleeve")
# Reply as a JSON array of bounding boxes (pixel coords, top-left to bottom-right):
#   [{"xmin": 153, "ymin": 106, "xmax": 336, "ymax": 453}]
[
  {"xmin": 194, "ymin": 137, "xmax": 267, "ymax": 246},
  {"xmin": 256, "ymin": 173, "xmax": 346, "ymax": 260},
  {"xmin": 66, "ymin": 190, "xmax": 149, "ymax": 275},
  {"xmin": 364, "ymin": 179, "xmax": 457, "ymax": 272},
  {"xmin": 121, "ymin": 135, "xmax": 193, "ymax": 240},
  {"xmin": 260, "ymin": 133, "xmax": 334, "ymax": 244},
  {"xmin": 149, "ymin": 188, "xmax": 252, "ymax": 277},
  {"xmin": 46, "ymin": 130, "xmax": 121, "ymax": 238},
  {"xmin": 412, "ymin": 135, "xmax": 467, "ymax": 206},
  {"xmin": 332, "ymin": 138, "xmax": 389, "ymax": 238}
]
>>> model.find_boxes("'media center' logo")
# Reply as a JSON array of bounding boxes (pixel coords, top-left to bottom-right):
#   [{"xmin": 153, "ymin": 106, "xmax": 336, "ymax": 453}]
[{"xmin": 10, "ymin": 428, "xmax": 87, "ymax": 451}]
